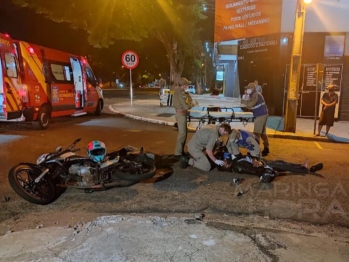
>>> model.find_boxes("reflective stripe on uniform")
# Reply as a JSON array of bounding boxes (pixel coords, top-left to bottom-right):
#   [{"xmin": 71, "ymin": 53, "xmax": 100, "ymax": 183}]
[{"xmin": 252, "ymin": 102, "xmax": 265, "ymax": 110}]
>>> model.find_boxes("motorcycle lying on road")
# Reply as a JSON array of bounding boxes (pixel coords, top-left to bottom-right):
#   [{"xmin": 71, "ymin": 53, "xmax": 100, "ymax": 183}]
[{"xmin": 8, "ymin": 138, "xmax": 156, "ymax": 205}]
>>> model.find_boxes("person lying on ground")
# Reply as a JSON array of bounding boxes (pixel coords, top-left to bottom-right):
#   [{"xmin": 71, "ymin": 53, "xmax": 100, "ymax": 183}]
[
  {"xmin": 219, "ymin": 153, "xmax": 323, "ymax": 174},
  {"xmin": 223, "ymin": 128, "xmax": 323, "ymax": 173},
  {"xmin": 247, "ymin": 155, "xmax": 323, "ymax": 173}
]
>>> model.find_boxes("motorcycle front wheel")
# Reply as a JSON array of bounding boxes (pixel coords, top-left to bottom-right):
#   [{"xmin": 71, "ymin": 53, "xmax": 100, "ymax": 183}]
[{"xmin": 8, "ymin": 165, "xmax": 57, "ymax": 205}]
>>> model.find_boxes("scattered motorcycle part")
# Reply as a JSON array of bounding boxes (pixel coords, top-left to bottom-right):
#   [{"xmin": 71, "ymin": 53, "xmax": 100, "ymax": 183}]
[
  {"xmin": 232, "ymin": 178, "xmax": 241, "ymax": 185},
  {"xmin": 194, "ymin": 213, "xmax": 205, "ymax": 221}
]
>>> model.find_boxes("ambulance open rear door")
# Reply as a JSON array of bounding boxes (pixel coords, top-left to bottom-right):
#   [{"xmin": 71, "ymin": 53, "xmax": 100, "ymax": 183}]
[{"xmin": 70, "ymin": 57, "xmax": 84, "ymax": 109}]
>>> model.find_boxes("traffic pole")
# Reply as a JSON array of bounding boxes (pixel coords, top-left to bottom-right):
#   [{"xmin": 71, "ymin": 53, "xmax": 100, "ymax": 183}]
[
  {"xmin": 313, "ymin": 63, "xmax": 324, "ymax": 134},
  {"xmin": 121, "ymin": 50, "xmax": 139, "ymax": 106},
  {"xmin": 130, "ymin": 69, "xmax": 133, "ymax": 106}
]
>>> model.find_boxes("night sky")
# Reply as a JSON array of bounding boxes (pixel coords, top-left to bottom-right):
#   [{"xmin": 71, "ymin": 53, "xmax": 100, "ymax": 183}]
[
  {"xmin": 0, "ymin": 0, "xmax": 168, "ymax": 80},
  {"xmin": 0, "ymin": 0, "xmax": 94, "ymax": 54}
]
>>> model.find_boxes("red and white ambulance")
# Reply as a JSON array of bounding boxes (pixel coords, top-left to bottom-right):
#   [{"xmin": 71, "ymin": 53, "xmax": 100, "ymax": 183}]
[{"xmin": 0, "ymin": 33, "xmax": 103, "ymax": 129}]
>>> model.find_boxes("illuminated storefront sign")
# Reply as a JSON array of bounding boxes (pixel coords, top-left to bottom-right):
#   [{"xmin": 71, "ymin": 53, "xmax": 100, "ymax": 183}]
[{"xmin": 214, "ymin": 0, "xmax": 283, "ymax": 42}]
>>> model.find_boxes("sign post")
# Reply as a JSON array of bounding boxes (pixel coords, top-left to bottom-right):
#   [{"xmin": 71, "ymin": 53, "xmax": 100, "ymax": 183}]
[
  {"xmin": 121, "ymin": 50, "xmax": 139, "ymax": 105},
  {"xmin": 313, "ymin": 63, "xmax": 324, "ymax": 134}
]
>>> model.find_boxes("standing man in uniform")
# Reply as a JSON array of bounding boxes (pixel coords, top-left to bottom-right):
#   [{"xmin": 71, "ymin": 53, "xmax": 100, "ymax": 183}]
[
  {"xmin": 173, "ymin": 78, "xmax": 192, "ymax": 158},
  {"xmin": 181, "ymin": 123, "xmax": 232, "ymax": 171},
  {"xmin": 241, "ymin": 82, "xmax": 270, "ymax": 156}
]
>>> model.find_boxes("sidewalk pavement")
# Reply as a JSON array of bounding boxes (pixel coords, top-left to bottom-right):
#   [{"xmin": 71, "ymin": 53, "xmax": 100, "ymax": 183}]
[{"xmin": 106, "ymin": 94, "xmax": 349, "ymax": 143}]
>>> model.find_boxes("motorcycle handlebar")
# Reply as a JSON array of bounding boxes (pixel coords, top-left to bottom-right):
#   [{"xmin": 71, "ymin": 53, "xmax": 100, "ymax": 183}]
[
  {"xmin": 42, "ymin": 140, "xmax": 82, "ymax": 163},
  {"xmin": 51, "ymin": 139, "xmax": 81, "ymax": 156}
]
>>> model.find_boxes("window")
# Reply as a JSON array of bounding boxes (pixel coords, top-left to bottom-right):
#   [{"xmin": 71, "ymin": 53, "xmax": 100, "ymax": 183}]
[
  {"xmin": 51, "ymin": 64, "xmax": 65, "ymax": 81},
  {"xmin": 5, "ymin": 53, "xmax": 18, "ymax": 78},
  {"xmin": 85, "ymin": 67, "xmax": 96, "ymax": 83},
  {"xmin": 50, "ymin": 63, "xmax": 72, "ymax": 82},
  {"xmin": 0, "ymin": 58, "xmax": 3, "ymax": 93},
  {"xmin": 64, "ymin": 66, "xmax": 71, "ymax": 81}
]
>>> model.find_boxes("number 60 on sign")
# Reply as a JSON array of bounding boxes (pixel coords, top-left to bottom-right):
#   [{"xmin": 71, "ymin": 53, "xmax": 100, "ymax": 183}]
[{"xmin": 121, "ymin": 50, "xmax": 139, "ymax": 69}]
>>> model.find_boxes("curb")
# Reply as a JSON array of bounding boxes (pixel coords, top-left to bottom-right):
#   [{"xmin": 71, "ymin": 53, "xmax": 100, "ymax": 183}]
[
  {"xmin": 108, "ymin": 105, "xmax": 348, "ymax": 143},
  {"xmin": 108, "ymin": 105, "xmax": 175, "ymax": 127},
  {"xmin": 270, "ymin": 133, "xmax": 349, "ymax": 143}
]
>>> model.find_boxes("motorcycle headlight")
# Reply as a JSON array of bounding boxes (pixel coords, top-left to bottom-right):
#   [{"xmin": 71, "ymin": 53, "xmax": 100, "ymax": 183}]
[{"xmin": 36, "ymin": 153, "xmax": 49, "ymax": 165}]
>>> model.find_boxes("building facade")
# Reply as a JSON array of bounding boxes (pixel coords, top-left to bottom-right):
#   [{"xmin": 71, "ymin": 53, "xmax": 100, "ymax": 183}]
[{"xmin": 214, "ymin": 0, "xmax": 349, "ymax": 120}]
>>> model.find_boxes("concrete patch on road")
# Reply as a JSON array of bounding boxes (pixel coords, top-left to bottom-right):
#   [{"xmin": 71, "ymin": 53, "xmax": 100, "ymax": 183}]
[
  {"xmin": 0, "ymin": 216, "xmax": 265, "ymax": 262},
  {"xmin": 1, "ymin": 215, "xmax": 348, "ymax": 262},
  {"xmin": 0, "ymin": 134, "xmax": 26, "ymax": 145}
]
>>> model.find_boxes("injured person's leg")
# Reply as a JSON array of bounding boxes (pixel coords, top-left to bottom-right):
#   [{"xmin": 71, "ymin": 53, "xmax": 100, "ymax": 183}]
[{"xmin": 301, "ymin": 158, "xmax": 309, "ymax": 168}]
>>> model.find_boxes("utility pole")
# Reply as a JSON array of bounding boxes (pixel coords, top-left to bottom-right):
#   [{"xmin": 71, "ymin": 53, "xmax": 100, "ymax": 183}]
[
  {"xmin": 201, "ymin": 52, "xmax": 206, "ymax": 89},
  {"xmin": 284, "ymin": 0, "xmax": 308, "ymax": 132},
  {"xmin": 204, "ymin": 55, "xmax": 207, "ymax": 87}
]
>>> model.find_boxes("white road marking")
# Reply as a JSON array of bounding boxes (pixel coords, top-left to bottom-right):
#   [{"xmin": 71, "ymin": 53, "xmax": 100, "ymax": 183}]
[{"xmin": 314, "ymin": 142, "xmax": 323, "ymax": 149}]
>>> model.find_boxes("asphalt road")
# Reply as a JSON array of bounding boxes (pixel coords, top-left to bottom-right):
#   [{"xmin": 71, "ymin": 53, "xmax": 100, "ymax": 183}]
[{"xmin": 1, "ymin": 89, "xmax": 349, "ymax": 236}]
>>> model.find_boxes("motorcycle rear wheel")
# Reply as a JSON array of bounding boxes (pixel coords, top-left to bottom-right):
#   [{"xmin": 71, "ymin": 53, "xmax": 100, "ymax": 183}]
[
  {"xmin": 8, "ymin": 165, "xmax": 57, "ymax": 205},
  {"xmin": 113, "ymin": 163, "xmax": 156, "ymax": 182}
]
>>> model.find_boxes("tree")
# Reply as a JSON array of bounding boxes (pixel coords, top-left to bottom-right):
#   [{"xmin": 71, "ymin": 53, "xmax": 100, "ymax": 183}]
[{"xmin": 12, "ymin": 0, "xmax": 208, "ymax": 88}]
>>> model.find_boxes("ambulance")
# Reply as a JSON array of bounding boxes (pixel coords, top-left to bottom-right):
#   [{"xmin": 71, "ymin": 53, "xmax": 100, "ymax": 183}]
[{"xmin": 0, "ymin": 33, "xmax": 103, "ymax": 129}]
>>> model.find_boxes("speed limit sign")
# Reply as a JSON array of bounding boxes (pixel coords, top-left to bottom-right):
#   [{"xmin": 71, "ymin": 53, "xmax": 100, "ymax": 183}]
[{"xmin": 121, "ymin": 50, "xmax": 139, "ymax": 69}]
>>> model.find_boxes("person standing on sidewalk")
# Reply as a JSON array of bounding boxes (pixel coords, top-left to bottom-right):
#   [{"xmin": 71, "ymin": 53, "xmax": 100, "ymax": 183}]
[
  {"xmin": 173, "ymin": 77, "xmax": 192, "ymax": 158},
  {"xmin": 315, "ymin": 84, "xmax": 338, "ymax": 137},
  {"xmin": 241, "ymin": 82, "xmax": 270, "ymax": 156}
]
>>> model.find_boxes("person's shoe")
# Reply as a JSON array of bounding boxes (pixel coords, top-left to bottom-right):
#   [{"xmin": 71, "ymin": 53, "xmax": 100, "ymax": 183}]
[
  {"xmin": 261, "ymin": 147, "xmax": 270, "ymax": 156},
  {"xmin": 314, "ymin": 133, "xmax": 320, "ymax": 137},
  {"xmin": 180, "ymin": 155, "xmax": 190, "ymax": 169},
  {"xmin": 310, "ymin": 163, "xmax": 323, "ymax": 173}
]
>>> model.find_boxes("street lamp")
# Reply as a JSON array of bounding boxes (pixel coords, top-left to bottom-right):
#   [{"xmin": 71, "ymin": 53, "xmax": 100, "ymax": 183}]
[{"xmin": 284, "ymin": 0, "xmax": 312, "ymax": 132}]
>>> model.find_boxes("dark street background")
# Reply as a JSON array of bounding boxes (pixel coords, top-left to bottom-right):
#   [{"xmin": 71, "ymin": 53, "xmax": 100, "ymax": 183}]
[{"xmin": 0, "ymin": 0, "xmax": 169, "ymax": 81}]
